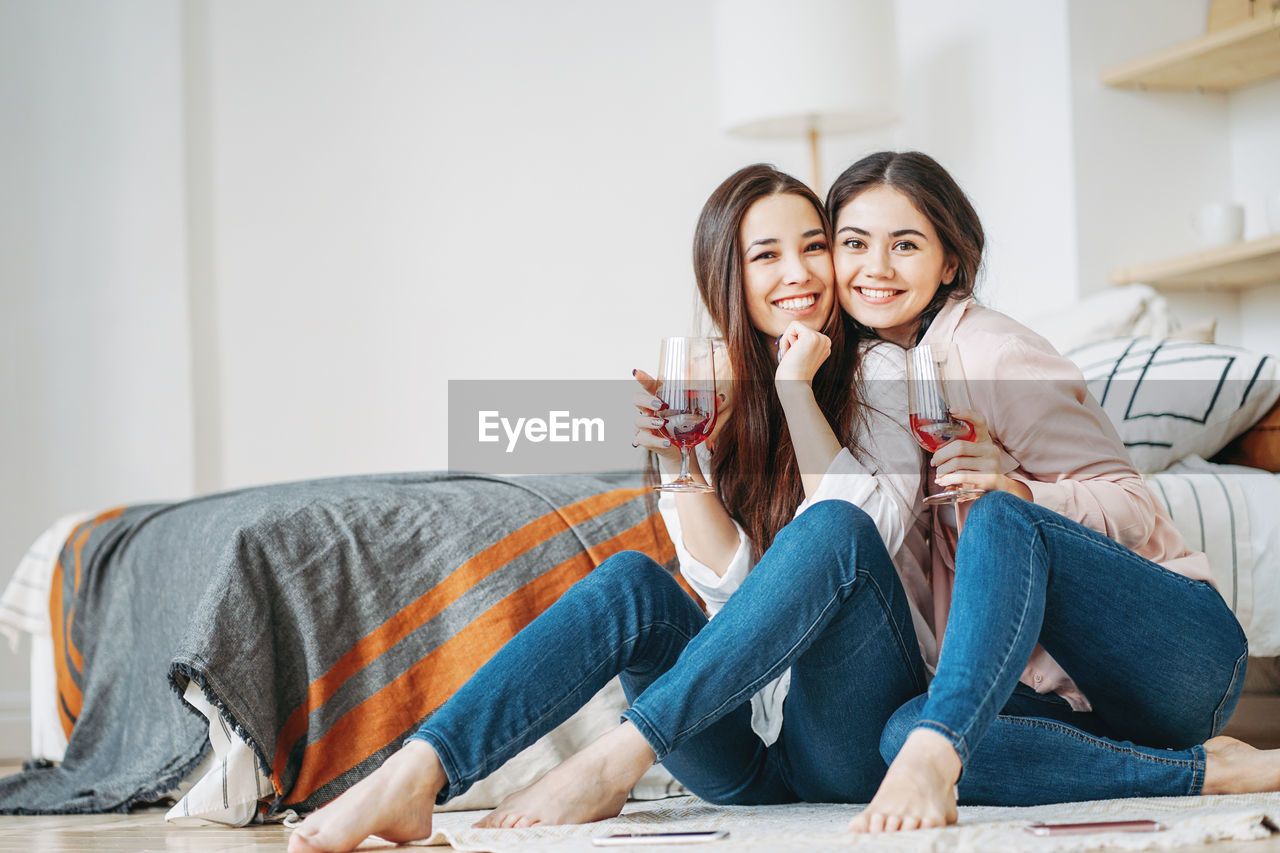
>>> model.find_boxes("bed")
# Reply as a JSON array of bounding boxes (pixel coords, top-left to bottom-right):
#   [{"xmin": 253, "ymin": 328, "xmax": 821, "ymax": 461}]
[
  {"xmin": 0, "ymin": 471, "xmax": 690, "ymax": 821},
  {"xmin": 2, "ymin": 317, "xmax": 1279, "ymax": 824}
]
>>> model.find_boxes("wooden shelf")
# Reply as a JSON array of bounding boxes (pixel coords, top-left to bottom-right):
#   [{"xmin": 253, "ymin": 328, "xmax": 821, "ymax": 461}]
[
  {"xmin": 1111, "ymin": 233, "xmax": 1280, "ymax": 290},
  {"xmin": 1100, "ymin": 12, "xmax": 1280, "ymax": 91}
]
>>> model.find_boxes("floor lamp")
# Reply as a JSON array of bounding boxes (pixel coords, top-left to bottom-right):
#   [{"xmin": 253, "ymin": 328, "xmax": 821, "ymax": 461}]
[{"xmin": 713, "ymin": 0, "xmax": 899, "ymax": 190}]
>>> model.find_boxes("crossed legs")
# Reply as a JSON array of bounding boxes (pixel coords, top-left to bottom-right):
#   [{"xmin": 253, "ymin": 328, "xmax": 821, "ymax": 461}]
[{"xmin": 853, "ymin": 491, "xmax": 1278, "ymax": 833}]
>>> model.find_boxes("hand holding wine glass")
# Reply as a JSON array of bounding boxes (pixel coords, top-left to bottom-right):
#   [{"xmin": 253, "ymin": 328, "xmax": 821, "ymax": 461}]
[
  {"xmin": 906, "ymin": 344, "xmax": 984, "ymax": 505},
  {"xmin": 641, "ymin": 337, "xmax": 719, "ymax": 493}
]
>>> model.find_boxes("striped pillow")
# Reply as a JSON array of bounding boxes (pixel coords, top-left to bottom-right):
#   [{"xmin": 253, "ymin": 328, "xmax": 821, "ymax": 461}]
[{"xmin": 1067, "ymin": 338, "xmax": 1280, "ymax": 474}]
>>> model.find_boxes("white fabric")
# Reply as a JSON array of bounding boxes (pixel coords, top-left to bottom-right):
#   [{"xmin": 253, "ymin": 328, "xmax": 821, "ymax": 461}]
[
  {"xmin": 1025, "ymin": 283, "xmax": 1175, "ymax": 353},
  {"xmin": 167, "ymin": 675, "xmax": 687, "ymax": 826},
  {"xmin": 166, "ymin": 681, "xmax": 276, "ymax": 826},
  {"xmin": 1150, "ymin": 455, "xmax": 1280, "ymax": 656},
  {"xmin": 0, "ymin": 513, "xmax": 89, "ymax": 648},
  {"xmin": 28, "ymin": 633, "xmax": 64, "ymax": 762},
  {"xmin": 394, "ymin": 792, "xmax": 1280, "ymax": 852},
  {"xmin": 658, "ymin": 345, "xmax": 931, "ymax": 746},
  {"xmin": 0, "ymin": 512, "xmax": 90, "ymax": 761},
  {"xmin": 1066, "ymin": 337, "xmax": 1280, "ymax": 475}
]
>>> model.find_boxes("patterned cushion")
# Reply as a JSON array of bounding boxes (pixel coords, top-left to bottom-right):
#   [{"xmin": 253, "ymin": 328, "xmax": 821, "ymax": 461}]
[{"xmin": 1066, "ymin": 337, "xmax": 1280, "ymax": 474}]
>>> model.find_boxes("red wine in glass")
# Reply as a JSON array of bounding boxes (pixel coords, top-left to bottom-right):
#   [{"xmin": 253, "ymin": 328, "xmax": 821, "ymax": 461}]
[
  {"xmin": 658, "ymin": 389, "xmax": 716, "ymax": 448},
  {"xmin": 910, "ymin": 413, "xmax": 976, "ymax": 453},
  {"xmin": 652, "ymin": 337, "xmax": 718, "ymax": 493},
  {"xmin": 906, "ymin": 344, "xmax": 984, "ymax": 505}
]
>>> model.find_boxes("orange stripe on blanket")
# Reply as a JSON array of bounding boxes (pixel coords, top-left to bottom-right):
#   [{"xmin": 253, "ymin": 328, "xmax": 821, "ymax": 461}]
[
  {"xmin": 284, "ymin": 515, "xmax": 671, "ymax": 805},
  {"xmin": 50, "ymin": 535, "xmax": 71, "ymax": 737},
  {"xmin": 270, "ymin": 488, "xmax": 648, "ymax": 791},
  {"xmin": 51, "ymin": 508, "xmax": 125, "ymax": 738}
]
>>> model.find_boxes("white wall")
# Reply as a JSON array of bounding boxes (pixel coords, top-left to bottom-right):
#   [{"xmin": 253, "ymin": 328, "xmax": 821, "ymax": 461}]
[
  {"xmin": 0, "ymin": 0, "xmax": 195, "ymax": 757},
  {"xmin": 891, "ymin": 0, "xmax": 1078, "ymax": 323},
  {"xmin": 1230, "ymin": 76, "xmax": 1280, "ymax": 355},
  {"xmin": 199, "ymin": 0, "xmax": 1082, "ymax": 489},
  {"xmin": 812, "ymin": 0, "xmax": 1079, "ymax": 323},
  {"xmin": 200, "ymin": 0, "xmax": 731, "ymax": 488}
]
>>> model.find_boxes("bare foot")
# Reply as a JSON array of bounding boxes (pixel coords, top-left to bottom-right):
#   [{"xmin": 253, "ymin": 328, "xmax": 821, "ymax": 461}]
[
  {"xmin": 1203, "ymin": 736, "xmax": 1280, "ymax": 795},
  {"xmin": 288, "ymin": 740, "xmax": 446, "ymax": 853},
  {"xmin": 848, "ymin": 728, "xmax": 961, "ymax": 834},
  {"xmin": 474, "ymin": 722, "xmax": 657, "ymax": 829}
]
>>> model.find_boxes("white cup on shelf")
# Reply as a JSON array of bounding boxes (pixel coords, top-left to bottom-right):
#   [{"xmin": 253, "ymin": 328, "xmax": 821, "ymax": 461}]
[{"xmin": 1190, "ymin": 202, "xmax": 1245, "ymax": 249}]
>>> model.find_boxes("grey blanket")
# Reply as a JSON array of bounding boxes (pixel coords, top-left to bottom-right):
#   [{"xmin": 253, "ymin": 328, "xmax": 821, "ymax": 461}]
[{"xmin": 0, "ymin": 471, "xmax": 674, "ymax": 814}]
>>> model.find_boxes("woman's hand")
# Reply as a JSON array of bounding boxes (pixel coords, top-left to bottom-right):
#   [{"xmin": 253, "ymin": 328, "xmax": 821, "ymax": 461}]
[
  {"xmin": 775, "ymin": 321, "xmax": 832, "ymax": 385},
  {"xmin": 632, "ymin": 369, "xmax": 681, "ymax": 468},
  {"xmin": 931, "ymin": 409, "xmax": 1032, "ymax": 500},
  {"xmin": 633, "ymin": 363, "xmax": 733, "ymax": 474}
]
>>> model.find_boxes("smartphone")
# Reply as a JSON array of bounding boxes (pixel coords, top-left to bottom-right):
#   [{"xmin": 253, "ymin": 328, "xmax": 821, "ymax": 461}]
[
  {"xmin": 592, "ymin": 830, "xmax": 729, "ymax": 846},
  {"xmin": 1024, "ymin": 819, "xmax": 1166, "ymax": 836}
]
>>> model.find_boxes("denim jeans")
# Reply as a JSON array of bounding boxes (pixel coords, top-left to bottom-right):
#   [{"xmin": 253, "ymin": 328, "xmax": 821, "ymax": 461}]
[
  {"xmin": 410, "ymin": 500, "xmax": 926, "ymax": 805},
  {"xmin": 880, "ymin": 491, "xmax": 1249, "ymax": 805}
]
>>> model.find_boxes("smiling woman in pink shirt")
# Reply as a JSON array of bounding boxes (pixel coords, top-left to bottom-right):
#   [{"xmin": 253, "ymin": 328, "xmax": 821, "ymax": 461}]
[{"xmin": 827, "ymin": 150, "xmax": 1280, "ymax": 833}]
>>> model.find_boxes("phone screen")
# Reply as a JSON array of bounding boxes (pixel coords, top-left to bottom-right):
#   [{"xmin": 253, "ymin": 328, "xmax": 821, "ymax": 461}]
[
  {"xmin": 592, "ymin": 830, "xmax": 729, "ymax": 846},
  {"xmin": 1025, "ymin": 819, "xmax": 1165, "ymax": 836}
]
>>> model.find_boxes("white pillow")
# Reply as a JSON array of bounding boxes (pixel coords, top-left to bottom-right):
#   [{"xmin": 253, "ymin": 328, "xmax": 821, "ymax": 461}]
[
  {"xmin": 1027, "ymin": 284, "xmax": 1173, "ymax": 353},
  {"xmin": 1066, "ymin": 337, "xmax": 1279, "ymax": 474}
]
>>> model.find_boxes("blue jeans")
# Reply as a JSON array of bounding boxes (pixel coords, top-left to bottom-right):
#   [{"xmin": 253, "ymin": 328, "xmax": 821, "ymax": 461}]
[
  {"xmin": 410, "ymin": 501, "xmax": 926, "ymax": 805},
  {"xmin": 880, "ymin": 491, "xmax": 1249, "ymax": 805}
]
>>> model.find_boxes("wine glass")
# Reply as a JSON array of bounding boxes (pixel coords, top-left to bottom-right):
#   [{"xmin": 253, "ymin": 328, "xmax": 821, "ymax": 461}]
[
  {"xmin": 652, "ymin": 337, "xmax": 718, "ymax": 493},
  {"xmin": 907, "ymin": 343, "xmax": 984, "ymax": 506}
]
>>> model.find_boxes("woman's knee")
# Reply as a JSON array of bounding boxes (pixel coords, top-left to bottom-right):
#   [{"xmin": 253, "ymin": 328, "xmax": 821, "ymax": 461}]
[
  {"xmin": 575, "ymin": 550, "xmax": 683, "ymax": 608},
  {"xmin": 792, "ymin": 500, "xmax": 877, "ymax": 540},
  {"xmin": 593, "ymin": 548, "xmax": 665, "ymax": 573},
  {"xmin": 785, "ymin": 501, "xmax": 883, "ymax": 561},
  {"xmin": 961, "ymin": 491, "xmax": 1051, "ymax": 555},
  {"xmin": 879, "ymin": 694, "xmax": 927, "ymax": 764},
  {"xmin": 965, "ymin": 490, "xmax": 1034, "ymax": 533},
  {"xmin": 593, "ymin": 549, "xmax": 668, "ymax": 582},
  {"xmin": 782, "ymin": 500, "xmax": 892, "ymax": 582}
]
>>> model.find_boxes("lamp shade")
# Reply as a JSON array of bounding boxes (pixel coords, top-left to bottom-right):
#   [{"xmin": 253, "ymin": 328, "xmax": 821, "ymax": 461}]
[{"xmin": 713, "ymin": 0, "xmax": 898, "ymax": 138}]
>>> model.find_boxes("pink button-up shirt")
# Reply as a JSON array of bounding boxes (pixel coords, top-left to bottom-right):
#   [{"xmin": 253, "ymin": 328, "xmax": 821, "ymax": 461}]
[{"xmin": 918, "ymin": 298, "xmax": 1212, "ymax": 711}]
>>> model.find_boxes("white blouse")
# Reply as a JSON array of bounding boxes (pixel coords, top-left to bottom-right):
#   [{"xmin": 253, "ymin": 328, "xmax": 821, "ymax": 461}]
[{"xmin": 657, "ymin": 344, "xmax": 935, "ymax": 745}]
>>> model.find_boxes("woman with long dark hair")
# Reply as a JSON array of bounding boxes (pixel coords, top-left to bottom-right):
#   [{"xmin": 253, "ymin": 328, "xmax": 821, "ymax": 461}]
[
  {"xmin": 824, "ymin": 151, "xmax": 1280, "ymax": 832},
  {"xmin": 288, "ymin": 164, "xmax": 933, "ymax": 853}
]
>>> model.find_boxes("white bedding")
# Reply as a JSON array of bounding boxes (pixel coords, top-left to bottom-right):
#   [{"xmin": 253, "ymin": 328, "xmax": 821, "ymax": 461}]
[
  {"xmin": 0, "ymin": 512, "xmax": 87, "ymax": 762},
  {"xmin": 1149, "ymin": 456, "xmax": 1280, "ymax": 656}
]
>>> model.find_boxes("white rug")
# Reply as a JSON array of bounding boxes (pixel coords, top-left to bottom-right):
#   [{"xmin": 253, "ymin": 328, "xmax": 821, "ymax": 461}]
[{"xmin": 329, "ymin": 793, "xmax": 1280, "ymax": 852}]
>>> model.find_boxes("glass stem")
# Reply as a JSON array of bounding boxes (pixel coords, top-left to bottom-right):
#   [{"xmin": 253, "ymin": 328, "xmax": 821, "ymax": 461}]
[{"xmin": 677, "ymin": 447, "xmax": 692, "ymax": 482}]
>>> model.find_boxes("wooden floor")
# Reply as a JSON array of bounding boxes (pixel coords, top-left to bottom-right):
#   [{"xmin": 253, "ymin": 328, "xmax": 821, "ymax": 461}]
[
  {"xmin": 0, "ymin": 807, "xmax": 294, "ymax": 851},
  {"xmin": 1, "ymin": 764, "xmax": 1278, "ymax": 852}
]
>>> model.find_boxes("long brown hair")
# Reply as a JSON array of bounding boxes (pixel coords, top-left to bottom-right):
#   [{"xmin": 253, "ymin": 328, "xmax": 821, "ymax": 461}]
[
  {"xmin": 691, "ymin": 164, "xmax": 860, "ymax": 563},
  {"xmin": 825, "ymin": 151, "xmax": 984, "ymax": 341}
]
